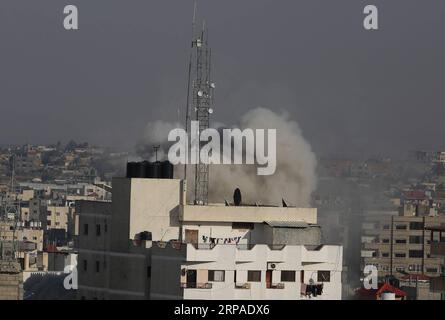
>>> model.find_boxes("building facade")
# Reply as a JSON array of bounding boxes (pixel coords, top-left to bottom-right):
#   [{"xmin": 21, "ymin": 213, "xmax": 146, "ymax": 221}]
[{"xmin": 77, "ymin": 176, "xmax": 343, "ymax": 300}]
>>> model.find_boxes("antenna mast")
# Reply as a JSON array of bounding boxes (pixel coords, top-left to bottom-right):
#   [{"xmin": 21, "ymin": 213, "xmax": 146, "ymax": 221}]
[
  {"xmin": 193, "ymin": 20, "xmax": 214, "ymax": 205},
  {"xmin": 184, "ymin": 1, "xmax": 215, "ymax": 205},
  {"xmin": 184, "ymin": 0, "xmax": 198, "ymax": 182}
]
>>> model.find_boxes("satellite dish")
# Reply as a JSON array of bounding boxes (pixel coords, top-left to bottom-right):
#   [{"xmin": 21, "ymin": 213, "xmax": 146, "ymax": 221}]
[
  {"xmin": 210, "ymin": 83, "xmax": 216, "ymax": 89},
  {"xmin": 197, "ymin": 91, "xmax": 203, "ymax": 97},
  {"xmin": 208, "ymin": 108, "xmax": 213, "ymax": 114}
]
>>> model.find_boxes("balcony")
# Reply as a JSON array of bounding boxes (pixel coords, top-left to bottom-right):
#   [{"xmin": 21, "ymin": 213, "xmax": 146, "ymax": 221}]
[
  {"xmin": 430, "ymin": 242, "xmax": 445, "ymax": 257},
  {"xmin": 180, "ymin": 282, "xmax": 213, "ymax": 289},
  {"xmin": 235, "ymin": 283, "xmax": 251, "ymax": 289},
  {"xmin": 266, "ymin": 283, "xmax": 285, "ymax": 289}
]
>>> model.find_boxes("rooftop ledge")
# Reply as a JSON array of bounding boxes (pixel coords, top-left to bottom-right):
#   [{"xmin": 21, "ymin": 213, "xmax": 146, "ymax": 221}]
[{"xmin": 180, "ymin": 205, "xmax": 317, "ymax": 224}]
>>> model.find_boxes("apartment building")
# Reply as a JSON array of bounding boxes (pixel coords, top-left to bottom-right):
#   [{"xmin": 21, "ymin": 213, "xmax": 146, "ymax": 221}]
[
  {"xmin": 77, "ymin": 173, "xmax": 342, "ymax": 300},
  {"xmin": 361, "ymin": 213, "xmax": 445, "ymax": 278},
  {"xmin": 151, "ymin": 242, "xmax": 341, "ymax": 300},
  {"xmin": 0, "ymin": 261, "xmax": 23, "ymax": 300},
  {"xmin": 427, "ymin": 224, "xmax": 445, "ymax": 296}
]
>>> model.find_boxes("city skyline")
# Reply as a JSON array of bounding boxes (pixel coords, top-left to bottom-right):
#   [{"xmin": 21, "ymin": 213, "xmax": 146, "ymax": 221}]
[{"xmin": 1, "ymin": 1, "xmax": 445, "ymax": 158}]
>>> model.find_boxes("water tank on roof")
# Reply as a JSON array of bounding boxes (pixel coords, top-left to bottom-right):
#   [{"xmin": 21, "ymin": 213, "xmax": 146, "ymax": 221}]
[
  {"xmin": 126, "ymin": 162, "xmax": 139, "ymax": 178},
  {"xmin": 127, "ymin": 160, "xmax": 173, "ymax": 179},
  {"xmin": 161, "ymin": 161, "xmax": 174, "ymax": 179},
  {"xmin": 151, "ymin": 161, "xmax": 162, "ymax": 178},
  {"xmin": 140, "ymin": 161, "xmax": 150, "ymax": 178}
]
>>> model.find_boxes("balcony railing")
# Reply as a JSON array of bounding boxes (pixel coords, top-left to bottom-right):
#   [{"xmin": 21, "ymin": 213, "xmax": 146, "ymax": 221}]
[
  {"xmin": 430, "ymin": 242, "xmax": 445, "ymax": 257},
  {"xmin": 235, "ymin": 283, "xmax": 251, "ymax": 289},
  {"xmin": 267, "ymin": 283, "xmax": 285, "ymax": 289},
  {"xmin": 181, "ymin": 282, "xmax": 213, "ymax": 289}
]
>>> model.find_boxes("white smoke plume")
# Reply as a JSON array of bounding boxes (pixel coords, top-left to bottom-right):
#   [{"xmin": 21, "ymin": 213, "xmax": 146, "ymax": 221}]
[{"xmin": 137, "ymin": 108, "xmax": 317, "ymax": 207}]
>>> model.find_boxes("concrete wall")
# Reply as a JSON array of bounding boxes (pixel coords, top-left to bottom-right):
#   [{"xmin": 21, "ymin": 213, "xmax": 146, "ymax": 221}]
[
  {"xmin": 182, "ymin": 205, "xmax": 317, "ymax": 224},
  {"xmin": 128, "ymin": 178, "xmax": 182, "ymax": 242},
  {"xmin": 270, "ymin": 226, "xmax": 321, "ymax": 246}
]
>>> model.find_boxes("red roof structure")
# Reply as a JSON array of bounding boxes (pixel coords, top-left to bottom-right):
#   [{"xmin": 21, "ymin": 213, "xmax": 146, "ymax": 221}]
[
  {"xmin": 376, "ymin": 283, "xmax": 407, "ymax": 297},
  {"xmin": 356, "ymin": 283, "xmax": 407, "ymax": 300}
]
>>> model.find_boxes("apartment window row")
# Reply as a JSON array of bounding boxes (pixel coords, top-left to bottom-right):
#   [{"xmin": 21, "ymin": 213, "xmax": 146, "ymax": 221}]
[
  {"xmin": 408, "ymin": 264, "xmax": 422, "ymax": 272},
  {"xmin": 183, "ymin": 270, "xmax": 332, "ymax": 284},
  {"xmin": 381, "ymin": 250, "xmax": 423, "ymax": 258},
  {"xmin": 246, "ymin": 270, "xmax": 330, "ymax": 283},
  {"xmin": 381, "ymin": 222, "xmax": 424, "ymax": 231},
  {"xmin": 382, "ymin": 238, "xmax": 424, "ymax": 244}
]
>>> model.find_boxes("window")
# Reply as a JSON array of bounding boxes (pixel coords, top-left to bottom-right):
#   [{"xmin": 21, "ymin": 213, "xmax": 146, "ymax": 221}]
[
  {"xmin": 47, "ymin": 220, "xmax": 51, "ymax": 226},
  {"xmin": 281, "ymin": 271, "xmax": 296, "ymax": 282},
  {"xmin": 96, "ymin": 224, "xmax": 101, "ymax": 236},
  {"xmin": 95, "ymin": 261, "xmax": 100, "ymax": 273},
  {"xmin": 381, "ymin": 252, "xmax": 389, "ymax": 258},
  {"xmin": 409, "ymin": 236, "xmax": 423, "ymax": 244},
  {"xmin": 104, "ymin": 224, "xmax": 108, "ymax": 233},
  {"xmin": 56, "ymin": 212, "xmax": 60, "ymax": 216},
  {"xmin": 395, "ymin": 239, "xmax": 407, "ymax": 244},
  {"xmin": 83, "ymin": 224, "xmax": 88, "ymax": 235},
  {"xmin": 208, "ymin": 270, "xmax": 225, "ymax": 282},
  {"xmin": 382, "ymin": 239, "xmax": 390, "ymax": 244},
  {"xmin": 409, "ymin": 250, "xmax": 423, "ymax": 258},
  {"xmin": 83, "ymin": 260, "xmax": 87, "ymax": 271},
  {"xmin": 247, "ymin": 271, "xmax": 261, "ymax": 282},
  {"xmin": 395, "ymin": 267, "xmax": 405, "ymax": 273},
  {"xmin": 409, "ymin": 222, "xmax": 423, "ymax": 230},
  {"xmin": 147, "ymin": 266, "xmax": 151, "ymax": 278},
  {"xmin": 382, "ymin": 225, "xmax": 390, "ymax": 230},
  {"xmin": 426, "ymin": 268, "xmax": 438, "ymax": 274},
  {"xmin": 55, "ymin": 222, "xmax": 60, "ymax": 226},
  {"xmin": 317, "ymin": 271, "xmax": 331, "ymax": 282},
  {"xmin": 396, "ymin": 224, "xmax": 407, "ymax": 230},
  {"xmin": 395, "ymin": 253, "xmax": 406, "ymax": 258}
]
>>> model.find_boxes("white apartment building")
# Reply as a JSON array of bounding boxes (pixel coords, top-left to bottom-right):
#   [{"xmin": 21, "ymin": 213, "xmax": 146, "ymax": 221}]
[
  {"xmin": 77, "ymin": 174, "xmax": 342, "ymax": 300},
  {"xmin": 151, "ymin": 242, "xmax": 342, "ymax": 300}
]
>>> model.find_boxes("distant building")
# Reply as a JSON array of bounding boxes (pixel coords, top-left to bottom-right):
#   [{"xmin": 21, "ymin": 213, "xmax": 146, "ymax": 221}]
[
  {"xmin": 427, "ymin": 224, "xmax": 445, "ymax": 298},
  {"xmin": 361, "ymin": 213, "xmax": 445, "ymax": 278},
  {"xmin": 0, "ymin": 261, "xmax": 23, "ymax": 300}
]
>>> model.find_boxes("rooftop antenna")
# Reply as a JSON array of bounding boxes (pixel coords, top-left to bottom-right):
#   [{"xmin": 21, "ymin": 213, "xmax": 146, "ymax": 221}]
[
  {"xmin": 183, "ymin": 0, "xmax": 216, "ymax": 205},
  {"xmin": 153, "ymin": 145, "xmax": 160, "ymax": 162},
  {"xmin": 183, "ymin": 0, "xmax": 198, "ymax": 182},
  {"xmin": 192, "ymin": 13, "xmax": 215, "ymax": 205}
]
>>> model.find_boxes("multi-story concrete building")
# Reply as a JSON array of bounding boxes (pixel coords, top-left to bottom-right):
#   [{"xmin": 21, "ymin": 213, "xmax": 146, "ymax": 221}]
[
  {"xmin": 361, "ymin": 213, "xmax": 445, "ymax": 278},
  {"xmin": 0, "ymin": 261, "xmax": 23, "ymax": 300},
  {"xmin": 77, "ymin": 174, "xmax": 342, "ymax": 300},
  {"xmin": 151, "ymin": 242, "xmax": 341, "ymax": 300},
  {"xmin": 427, "ymin": 224, "xmax": 445, "ymax": 297}
]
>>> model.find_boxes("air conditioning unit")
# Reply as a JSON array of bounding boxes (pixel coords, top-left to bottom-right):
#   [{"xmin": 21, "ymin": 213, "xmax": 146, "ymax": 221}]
[{"xmin": 267, "ymin": 262, "xmax": 277, "ymax": 270}]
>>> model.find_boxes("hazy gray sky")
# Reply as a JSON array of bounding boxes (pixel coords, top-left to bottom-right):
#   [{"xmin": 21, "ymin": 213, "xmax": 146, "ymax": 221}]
[{"xmin": 0, "ymin": 0, "xmax": 444, "ymax": 158}]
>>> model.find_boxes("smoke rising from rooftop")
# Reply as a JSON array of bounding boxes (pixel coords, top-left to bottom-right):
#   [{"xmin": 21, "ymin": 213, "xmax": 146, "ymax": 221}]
[{"xmin": 137, "ymin": 107, "xmax": 317, "ymax": 207}]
